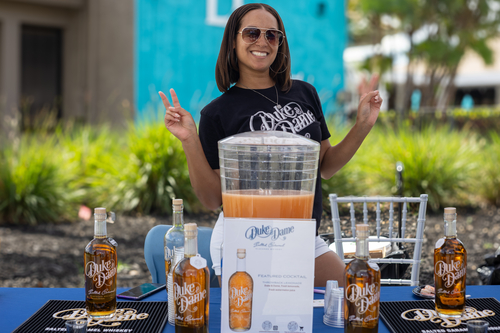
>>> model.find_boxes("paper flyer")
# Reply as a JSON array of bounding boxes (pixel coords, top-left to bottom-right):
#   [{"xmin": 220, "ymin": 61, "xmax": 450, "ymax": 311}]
[{"xmin": 221, "ymin": 218, "xmax": 316, "ymax": 333}]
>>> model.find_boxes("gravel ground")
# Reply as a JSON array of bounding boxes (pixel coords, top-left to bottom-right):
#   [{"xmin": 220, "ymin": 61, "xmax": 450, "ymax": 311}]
[{"xmin": 1, "ymin": 206, "xmax": 499, "ymax": 288}]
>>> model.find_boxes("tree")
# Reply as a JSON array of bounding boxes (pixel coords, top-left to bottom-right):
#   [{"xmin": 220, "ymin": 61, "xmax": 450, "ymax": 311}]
[{"xmin": 348, "ymin": 0, "xmax": 500, "ymax": 112}]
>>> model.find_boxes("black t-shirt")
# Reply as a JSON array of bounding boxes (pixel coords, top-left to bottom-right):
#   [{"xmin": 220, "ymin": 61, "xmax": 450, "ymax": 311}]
[{"xmin": 199, "ymin": 80, "xmax": 331, "ymax": 233}]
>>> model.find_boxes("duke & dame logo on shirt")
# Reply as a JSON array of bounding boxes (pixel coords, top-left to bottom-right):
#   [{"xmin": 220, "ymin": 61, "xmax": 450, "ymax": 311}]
[{"xmin": 249, "ymin": 102, "xmax": 316, "ymax": 136}]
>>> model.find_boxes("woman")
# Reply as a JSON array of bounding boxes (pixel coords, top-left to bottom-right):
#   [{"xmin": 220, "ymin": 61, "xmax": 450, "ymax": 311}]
[{"xmin": 160, "ymin": 3, "xmax": 382, "ymax": 287}]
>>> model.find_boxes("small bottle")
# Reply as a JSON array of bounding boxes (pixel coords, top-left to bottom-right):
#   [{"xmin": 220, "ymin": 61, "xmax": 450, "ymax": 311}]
[
  {"xmin": 174, "ymin": 223, "xmax": 210, "ymax": 333},
  {"xmin": 434, "ymin": 207, "xmax": 467, "ymax": 318},
  {"xmin": 84, "ymin": 207, "xmax": 117, "ymax": 319},
  {"xmin": 344, "ymin": 224, "xmax": 380, "ymax": 333},
  {"xmin": 228, "ymin": 249, "xmax": 253, "ymax": 331},
  {"xmin": 165, "ymin": 198, "xmax": 185, "ymax": 325}
]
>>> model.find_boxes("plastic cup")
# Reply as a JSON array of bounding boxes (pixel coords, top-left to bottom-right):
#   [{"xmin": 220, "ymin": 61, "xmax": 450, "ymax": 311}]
[
  {"xmin": 324, "ymin": 280, "xmax": 338, "ymax": 315},
  {"xmin": 323, "ymin": 286, "xmax": 343, "ymax": 328},
  {"xmin": 467, "ymin": 320, "xmax": 489, "ymax": 333},
  {"xmin": 65, "ymin": 319, "xmax": 87, "ymax": 333}
]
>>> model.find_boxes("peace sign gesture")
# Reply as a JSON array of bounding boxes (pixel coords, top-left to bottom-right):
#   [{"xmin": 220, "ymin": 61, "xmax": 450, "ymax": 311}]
[
  {"xmin": 159, "ymin": 89, "xmax": 197, "ymax": 142},
  {"xmin": 356, "ymin": 90, "xmax": 382, "ymax": 130}
]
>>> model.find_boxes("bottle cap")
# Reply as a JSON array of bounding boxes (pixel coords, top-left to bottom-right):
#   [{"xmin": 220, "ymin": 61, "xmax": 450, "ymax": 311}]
[
  {"xmin": 356, "ymin": 224, "xmax": 369, "ymax": 232},
  {"xmin": 444, "ymin": 207, "xmax": 457, "ymax": 221},
  {"xmin": 94, "ymin": 207, "xmax": 107, "ymax": 221},
  {"xmin": 93, "ymin": 207, "xmax": 107, "ymax": 235},
  {"xmin": 444, "ymin": 207, "xmax": 456, "ymax": 214},
  {"xmin": 184, "ymin": 223, "xmax": 197, "ymax": 237},
  {"xmin": 185, "ymin": 223, "xmax": 196, "ymax": 231},
  {"xmin": 172, "ymin": 199, "xmax": 183, "ymax": 211},
  {"xmin": 237, "ymin": 248, "xmax": 246, "ymax": 259},
  {"xmin": 94, "ymin": 207, "xmax": 106, "ymax": 214},
  {"xmin": 356, "ymin": 224, "xmax": 369, "ymax": 239}
]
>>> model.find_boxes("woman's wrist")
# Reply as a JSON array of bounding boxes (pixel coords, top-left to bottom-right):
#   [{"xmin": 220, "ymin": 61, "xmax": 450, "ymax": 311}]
[
  {"xmin": 180, "ymin": 131, "xmax": 201, "ymax": 148},
  {"xmin": 352, "ymin": 119, "xmax": 374, "ymax": 137}
]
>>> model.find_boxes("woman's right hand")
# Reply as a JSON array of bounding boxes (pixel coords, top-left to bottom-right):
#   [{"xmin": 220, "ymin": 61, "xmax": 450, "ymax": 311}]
[{"xmin": 160, "ymin": 89, "xmax": 197, "ymax": 142}]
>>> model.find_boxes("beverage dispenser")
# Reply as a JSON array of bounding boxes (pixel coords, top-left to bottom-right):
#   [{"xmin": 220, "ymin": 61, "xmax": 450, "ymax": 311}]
[{"xmin": 218, "ymin": 131, "xmax": 320, "ymax": 219}]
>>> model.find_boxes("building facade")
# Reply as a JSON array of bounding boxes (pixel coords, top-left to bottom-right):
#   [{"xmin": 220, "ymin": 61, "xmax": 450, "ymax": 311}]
[{"xmin": 0, "ymin": 0, "xmax": 134, "ymax": 137}]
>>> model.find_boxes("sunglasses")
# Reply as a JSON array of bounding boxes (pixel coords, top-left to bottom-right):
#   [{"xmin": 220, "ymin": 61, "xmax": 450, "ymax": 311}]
[{"xmin": 238, "ymin": 27, "xmax": 285, "ymax": 47}]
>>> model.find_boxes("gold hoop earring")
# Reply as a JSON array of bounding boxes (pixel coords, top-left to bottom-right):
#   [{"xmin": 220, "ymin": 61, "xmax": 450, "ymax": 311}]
[{"xmin": 270, "ymin": 52, "xmax": 288, "ymax": 74}]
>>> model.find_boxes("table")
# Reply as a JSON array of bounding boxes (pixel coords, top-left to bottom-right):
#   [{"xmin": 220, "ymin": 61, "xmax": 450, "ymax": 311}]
[{"xmin": 2, "ymin": 285, "xmax": 499, "ymax": 333}]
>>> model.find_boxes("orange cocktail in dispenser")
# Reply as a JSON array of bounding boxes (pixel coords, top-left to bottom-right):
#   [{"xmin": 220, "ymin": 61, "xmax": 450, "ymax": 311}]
[{"xmin": 218, "ymin": 131, "xmax": 320, "ymax": 219}]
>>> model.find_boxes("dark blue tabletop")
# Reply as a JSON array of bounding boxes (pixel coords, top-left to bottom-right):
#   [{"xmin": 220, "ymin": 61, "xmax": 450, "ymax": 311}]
[{"xmin": 1, "ymin": 285, "xmax": 499, "ymax": 333}]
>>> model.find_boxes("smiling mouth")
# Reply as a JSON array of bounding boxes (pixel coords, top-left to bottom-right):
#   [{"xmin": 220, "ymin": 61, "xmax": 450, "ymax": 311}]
[{"xmin": 251, "ymin": 51, "xmax": 268, "ymax": 57}]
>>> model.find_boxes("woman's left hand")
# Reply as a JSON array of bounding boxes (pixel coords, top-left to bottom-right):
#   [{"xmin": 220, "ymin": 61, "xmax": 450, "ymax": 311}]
[{"xmin": 356, "ymin": 90, "xmax": 382, "ymax": 129}]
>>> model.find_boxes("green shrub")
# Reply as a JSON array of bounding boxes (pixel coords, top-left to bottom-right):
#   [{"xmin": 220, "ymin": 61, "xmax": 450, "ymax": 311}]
[
  {"xmin": 478, "ymin": 131, "xmax": 500, "ymax": 206},
  {"xmin": 0, "ymin": 135, "xmax": 79, "ymax": 224},
  {"xmin": 56, "ymin": 124, "xmax": 125, "ymax": 209},
  {"xmin": 377, "ymin": 107, "xmax": 500, "ymax": 133},
  {"xmin": 87, "ymin": 112, "xmax": 202, "ymax": 215},
  {"xmin": 356, "ymin": 123, "xmax": 483, "ymax": 211}
]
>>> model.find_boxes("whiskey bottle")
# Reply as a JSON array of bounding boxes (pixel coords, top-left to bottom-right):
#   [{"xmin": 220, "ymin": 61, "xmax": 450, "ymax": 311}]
[
  {"xmin": 84, "ymin": 207, "xmax": 117, "ymax": 319},
  {"xmin": 344, "ymin": 224, "xmax": 380, "ymax": 333},
  {"xmin": 434, "ymin": 207, "xmax": 467, "ymax": 318},
  {"xmin": 228, "ymin": 249, "xmax": 253, "ymax": 331},
  {"xmin": 173, "ymin": 223, "xmax": 210, "ymax": 333},
  {"xmin": 166, "ymin": 198, "xmax": 185, "ymax": 325}
]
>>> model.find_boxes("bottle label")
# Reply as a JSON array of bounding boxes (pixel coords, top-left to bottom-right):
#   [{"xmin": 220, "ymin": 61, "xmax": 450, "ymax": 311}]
[
  {"xmin": 174, "ymin": 281, "xmax": 207, "ymax": 315},
  {"xmin": 85, "ymin": 259, "xmax": 116, "ymax": 290},
  {"xmin": 165, "ymin": 247, "xmax": 174, "ymax": 261},
  {"xmin": 190, "ymin": 256, "xmax": 207, "ymax": 270},
  {"xmin": 229, "ymin": 286, "xmax": 252, "ymax": 308},
  {"xmin": 346, "ymin": 282, "xmax": 380, "ymax": 315},
  {"xmin": 435, "ymin": 259, "xmax": 466, "ymax": 288}
]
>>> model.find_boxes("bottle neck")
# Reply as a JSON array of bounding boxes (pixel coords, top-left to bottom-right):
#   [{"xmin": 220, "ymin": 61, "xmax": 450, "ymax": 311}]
[
  {"xmin": 94, "ymin": 219, "xmax": 107, "ymax": 237},
  {"xmin": 172, "ymin": 209, "xmax": 184, "ymax": 227},
  {"xmin": 184, "ymin": 235, "xmax": 198, "ymax": 257},
  {"xmin": 444, "ymin": 216, "xmax": 457, "ymax": 238},
  {"xmin": 355, "ymin": 236, "xmax": 369, "ymax": 259},
  {"xmin": 236, "ymin": 257, "xmax": 246, "ymax": 272}
]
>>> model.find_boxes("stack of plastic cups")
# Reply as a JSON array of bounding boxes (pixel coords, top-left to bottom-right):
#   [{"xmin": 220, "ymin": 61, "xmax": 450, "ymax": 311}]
[{"xmin": 323, "ymin": 280, "xmax": 344, "ymax": 328}]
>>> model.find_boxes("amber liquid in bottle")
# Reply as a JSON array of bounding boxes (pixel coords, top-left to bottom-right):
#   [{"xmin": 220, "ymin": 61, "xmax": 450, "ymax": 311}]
[
  {"xmin": 344, "ymin": 224, "xmax": 380, "ymax": 333},
  {"xmin": 85, "ymin": 207, "xmax": 117, "ymax": 319},
  {"xmin": 228, "ymin": 249, "xmax": 253, "ymax": 331},
  {"xmin": 174, "ymin": 223, "xmax": 210, "ymax": 333},
  {"xmin": 434, "ymin": 207, "xmax": 466, "ymax": 318}
]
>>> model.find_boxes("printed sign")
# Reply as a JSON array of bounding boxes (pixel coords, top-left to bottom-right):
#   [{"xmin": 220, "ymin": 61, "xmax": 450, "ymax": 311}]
[{"xmin": 221, "ymin": 218, "xmax": 316, "ymax": 333}]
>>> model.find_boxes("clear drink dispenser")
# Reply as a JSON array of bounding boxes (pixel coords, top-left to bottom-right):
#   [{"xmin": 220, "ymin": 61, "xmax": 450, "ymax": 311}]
[{"xmin": 218, "ymin": 131, "xmax": 320, "ymax": 219}]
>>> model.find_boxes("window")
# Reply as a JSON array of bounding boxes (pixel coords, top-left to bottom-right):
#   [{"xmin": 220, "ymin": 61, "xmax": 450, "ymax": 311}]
[{"xmin": 21, "ymin": 25, "xmax": 62, "ymax": 130}]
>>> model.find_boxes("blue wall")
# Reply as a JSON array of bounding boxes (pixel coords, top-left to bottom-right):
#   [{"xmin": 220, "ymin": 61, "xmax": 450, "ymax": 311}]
[{"xmin": 135, "ymin": 0, "xmax": 346, "ymax": 120}]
